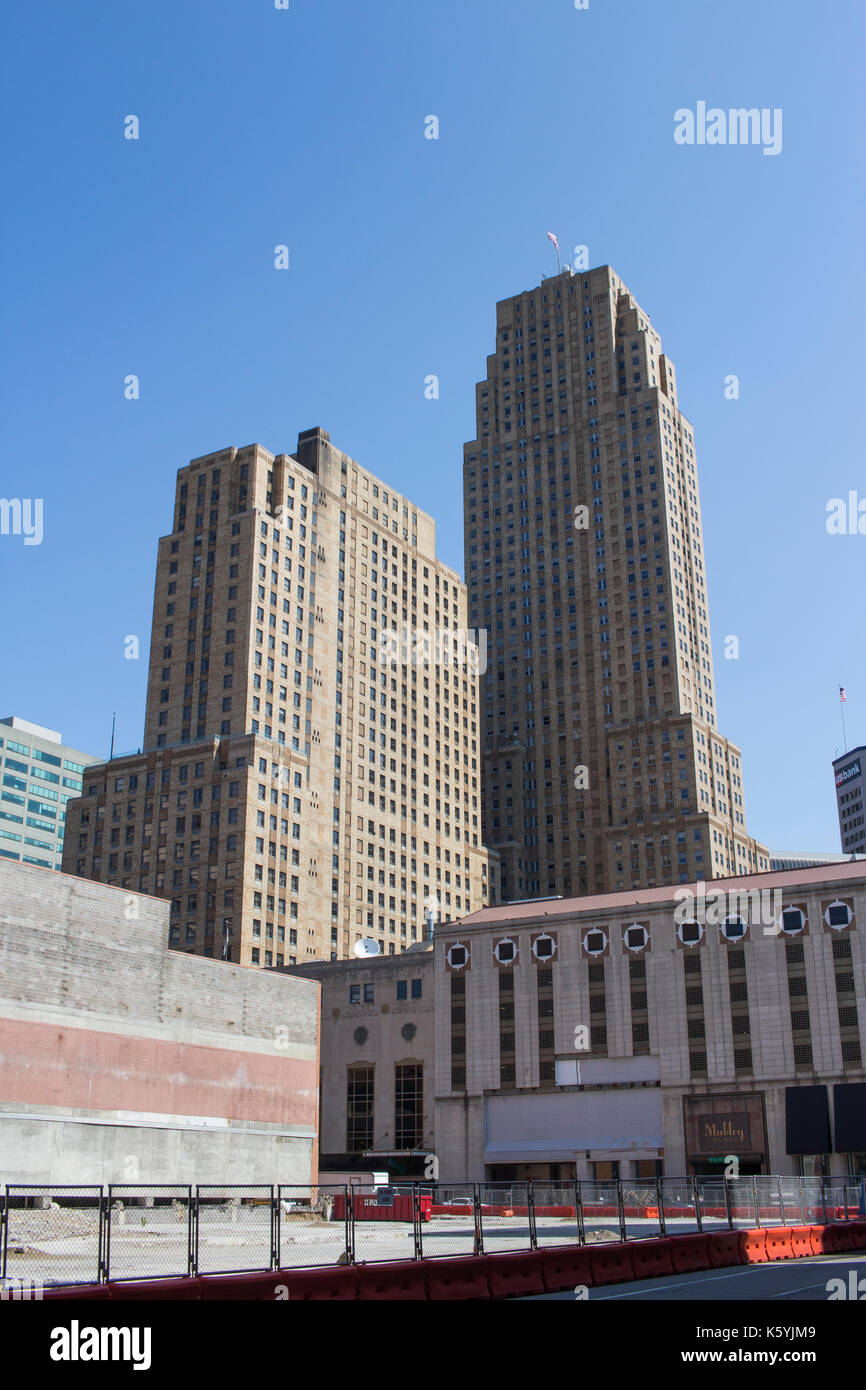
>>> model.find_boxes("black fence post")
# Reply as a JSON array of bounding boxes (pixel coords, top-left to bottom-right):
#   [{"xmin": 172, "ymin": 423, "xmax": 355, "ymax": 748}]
[
  {"xmin": 752, "ymin": 1175, "xmax": 761, "ymax": 1228},
  {"xmin": 724, "ymin": 1177, "xmax": 734, "ymax": 1231},
  {"xmin": 192, "ymin": 1187, "xmax": 200, "ymax": 1276},
  {"xmin": 412, "ymin": 1184, "xmax": 423, "ymax": 1261},
  {"xmin": 103, "ymin": 1186, "xmax": 113, "ymax": 1283},
  {"xmin": 616, "ymin": 1179, "xmax": 627, "ymax": 1243},
  {"xmin": 0, "ymin": 1186, "xmax": 6, "ymax": 1282},
  {"xmin": 777, "ymin": 1176, "xmax": 786, "ymax": 1226},
  {"xmin": 820, "ymin": 1175, "xmax": 828, "ymax": 1225},
  {"xmin": 473, "ymin": 1182, "xmax": 484, "ymax": 1256},
  {"xmin": 527, "ymin": 1181, "xmax": 537, "ymax": 1251},
  {"xmin": 655, "ymin": 1177, "xmax": 666, "ymax": 1238},
  {"xmin": 691, "ymin": 1177, "xmax": 703, "ymax": 1233},
  {"xmin": 270, "ymin": 1186, "xmax": 279, "ymax": 1271},
  {"xmin": 575, "ymin": 1179, "xmax": 585, "ymax": 1246}
]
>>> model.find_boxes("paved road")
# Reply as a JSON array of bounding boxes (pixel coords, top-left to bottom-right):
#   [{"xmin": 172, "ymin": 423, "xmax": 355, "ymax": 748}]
[{"xmin": 522, "ymin": 1252, "xmax": 866, "ymax": 1300}]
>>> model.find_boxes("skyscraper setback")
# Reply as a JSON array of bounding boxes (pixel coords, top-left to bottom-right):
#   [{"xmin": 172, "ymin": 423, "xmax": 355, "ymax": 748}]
[
  {"xmin": 463, "ymin": 264, "xmax": 768, "ymax": 900},
  {"xmin": 64, "ymin": 428, "xmax": 497, "ymax": 965}
]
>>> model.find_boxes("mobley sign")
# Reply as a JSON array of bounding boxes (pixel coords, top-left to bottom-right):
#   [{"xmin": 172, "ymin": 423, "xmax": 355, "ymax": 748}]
[{"xmin": 697, "ymin": 1115, "xmax": 751, "ymax": 1151}]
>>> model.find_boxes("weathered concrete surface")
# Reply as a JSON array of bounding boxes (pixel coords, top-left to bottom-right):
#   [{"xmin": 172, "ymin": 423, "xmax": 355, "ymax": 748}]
[{"xmin": 0, "ymin": 861, "xmax": 320, "ymax": 1184}]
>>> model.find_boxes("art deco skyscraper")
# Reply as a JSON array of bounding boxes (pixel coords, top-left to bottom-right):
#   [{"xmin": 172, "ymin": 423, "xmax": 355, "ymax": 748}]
[
  {"xmin": 464, "ymin": 265, "xmax": 768, "ymax": 900},
  {"xmin": 64, "ymin": 429, "xmax": 497, "ymax": 965}
]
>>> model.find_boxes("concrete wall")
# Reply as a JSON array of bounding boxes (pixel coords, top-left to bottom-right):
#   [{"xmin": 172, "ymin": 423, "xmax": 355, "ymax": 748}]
[{"xmin": 0, "ymin": 862, "xmax": 320, "ymax": 1185}]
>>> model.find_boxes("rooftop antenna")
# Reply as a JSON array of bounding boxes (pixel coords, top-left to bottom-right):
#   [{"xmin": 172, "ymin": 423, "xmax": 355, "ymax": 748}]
[
  {"xmin": 109, "ymin": 712, "xmax": 117, "ymax": 761},
  {"xmin": 839, "ymin": 685, "xmax": 848, "ymax": 753}
]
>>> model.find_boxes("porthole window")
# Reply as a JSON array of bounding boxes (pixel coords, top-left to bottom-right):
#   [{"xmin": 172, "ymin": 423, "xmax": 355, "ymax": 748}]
[
  {"xmin": 825, "ymin": 901, "xmax": 852, "ymax": 931},
  {"xmin": 583, "ymin": 929, "xmax": 607, "ymax": 957},
  {"xmin": 721, "ymin": 916, "xmax": 746, "ymax": 942},
  {"xmin": 779, "ymin": 907, "xmax": 806, "ymax": 936},
  {"xmin": 494, "ymin": 938, "xmax": 518, "ymax": 965},
  {"xmin": 624, "ymin": 924, "xmax": 648, "ymax": 952},
  {"xmin": 532, "ymin": 933, "xmax": 556, "ymax": 961},
  {"xmin": 677, "ymin": 919, "xmax": 704, "ymax": 947},
  {"xmin": 447, "ymin": 943, "xmax": 469, "ymax": 970}
]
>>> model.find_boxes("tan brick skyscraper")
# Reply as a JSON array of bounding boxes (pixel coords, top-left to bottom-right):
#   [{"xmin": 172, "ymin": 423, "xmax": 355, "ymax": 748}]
[
  {"xmin": 464, "ymin": 265, "xmax": 768, "ymax": 899},
  {"xmin": 64, "ymin": 429, "xmax": 497, "ymax": 965}
]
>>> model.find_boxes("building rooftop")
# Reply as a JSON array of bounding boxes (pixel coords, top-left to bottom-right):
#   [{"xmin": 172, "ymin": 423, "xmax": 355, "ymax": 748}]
[{"xmin": 458, "ymin": 859, "xmax": 866, "ymax": 929}]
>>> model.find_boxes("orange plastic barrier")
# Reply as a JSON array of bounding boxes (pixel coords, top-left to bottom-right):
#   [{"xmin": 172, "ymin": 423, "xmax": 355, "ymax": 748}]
[
  {"xmin": 706, "ymin": 1231, "xmax": 745, "ymax": 1268},
  {"xmin": 741, "ymin": 1228, "xmax": 769, "ymax": 1263},
  {"xmin": 630, "ymin": 1237, "xmax": 675, "ymax": 1280},
  {"xmin": 357, "ymin": 1261, "xmax": 428, "ymax": 1300},
  {"xmin": 763, "ymin": 1227, "xmax": 794, "ymax": 1261},
  {"xmin": 426, "ymin": 1255, "xmax": 491, "ymax": 1301},
  {"xmin": 788, "ymin": 1226, "xmax": 815, "ymax": 1258},
  {"xmin": 538, "ymin": 1245, "xmax": 594, "ymax": 1293},
  {"xmin": 588, "ymin": 1242, "xmax": 635, "ymax": 1286},
  {"xmin": 486, "ymin": 1251, "xmax": 546, "ymax": 1299},
  {"xmin": 668, "ymin": 1234, "xmax": 711, "ymax": 1273}
]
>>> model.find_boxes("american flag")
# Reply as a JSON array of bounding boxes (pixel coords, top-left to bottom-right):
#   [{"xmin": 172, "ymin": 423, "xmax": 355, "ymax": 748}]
[
  {"xmin": 840, "ymin": 687, "xmax": 847, "ymax": 704},
  {"xmin": 547, "ymin": 231, "xmax": 559, "ymax": 249}
]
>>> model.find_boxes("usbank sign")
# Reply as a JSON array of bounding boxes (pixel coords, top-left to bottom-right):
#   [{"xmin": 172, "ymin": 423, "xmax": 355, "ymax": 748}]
[{"xmin": 835, "ymin": 760, "xmax": 862, "ymax": 788}]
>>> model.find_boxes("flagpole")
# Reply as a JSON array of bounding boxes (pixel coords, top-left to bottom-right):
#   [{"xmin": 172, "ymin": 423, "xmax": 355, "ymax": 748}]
[{"xmin": 840, "ymin": 687, "xmax": 848, "ymax": 753}]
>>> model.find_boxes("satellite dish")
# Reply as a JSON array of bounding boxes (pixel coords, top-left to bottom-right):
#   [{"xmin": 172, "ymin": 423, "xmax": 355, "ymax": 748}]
[{"xmin": 353, "ymin": 938, "xmax": 381, "ymax": 958}]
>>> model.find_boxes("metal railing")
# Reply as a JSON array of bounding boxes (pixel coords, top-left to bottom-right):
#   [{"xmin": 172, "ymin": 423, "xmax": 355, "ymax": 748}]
[{"xmin": 2, "ymin": 1176, "xmax": 863, "ymax": 1289}]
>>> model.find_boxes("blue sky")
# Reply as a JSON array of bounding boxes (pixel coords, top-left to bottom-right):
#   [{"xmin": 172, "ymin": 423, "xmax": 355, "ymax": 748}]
[{"xmin": 1, "ymin": 0, "xmax": 864, "ymax": 854}]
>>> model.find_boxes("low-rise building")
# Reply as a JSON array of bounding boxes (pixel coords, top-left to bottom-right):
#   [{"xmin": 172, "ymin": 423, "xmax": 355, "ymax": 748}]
[
  {"xmin": 285, "ymin": 862, "xmax": 866, "ymax": 1183},
  {"xmin": 0, "ymin": 860, "xmax": 320, "ymax": 1185}
]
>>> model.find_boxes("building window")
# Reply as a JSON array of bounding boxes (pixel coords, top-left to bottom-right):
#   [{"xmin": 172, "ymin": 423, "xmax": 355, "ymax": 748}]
[
  {"xmin": 395, "ymin": 1062, "xmax": 423, "ymax": 1150},
  {"xmin": 347, "ymin": 1064, "xmax": 374, "ymax": 1153}
]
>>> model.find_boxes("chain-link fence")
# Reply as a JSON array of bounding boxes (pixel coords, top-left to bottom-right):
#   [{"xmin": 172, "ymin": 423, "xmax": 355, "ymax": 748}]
[
  {"xmin": 3, "ymin": 1175, "xmax": 863, "ymax": 1287},
  {"xmin": 106, "ymin": 1186, "xmax": 193, "ymax": 1282},
  {"xmin": 1, "ymin": 1186, "xmax": 103, "ymax": 1289}
]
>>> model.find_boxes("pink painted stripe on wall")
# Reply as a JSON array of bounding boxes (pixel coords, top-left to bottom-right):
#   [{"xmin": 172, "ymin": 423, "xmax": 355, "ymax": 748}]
[{"xmin": 0, "ymin": 1017, "xmax": 317, "ymax": 1128}]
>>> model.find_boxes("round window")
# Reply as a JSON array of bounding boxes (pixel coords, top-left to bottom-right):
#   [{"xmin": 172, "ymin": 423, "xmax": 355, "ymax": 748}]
[
  {"xmin": 825, "ymin": 901, "xmax": 852, "ymax": 931},
  {"xmin": 624, "ymin": 924, "xmax": 648, "ymax": 952},
  {"xmin": 779, "ymin": 907, "xmax": 806, "ymax": 936},
  {"xmin": 583, "ymin": 929, "xmax": 608, "ymax": 956},
  {"xmin": 532, "ymin": 934, "xmax": 556, "ymax": 961},
  {"xmin": 677, "ymin": 919, "xmax": 704, "ymax": 947},
  {"xmin": 494, "ymin": 938, "xmax": 518, "ymax": 965},
  {"xmin": 447, "ymin": 943, "xmax": 469, "ymax": 970}
]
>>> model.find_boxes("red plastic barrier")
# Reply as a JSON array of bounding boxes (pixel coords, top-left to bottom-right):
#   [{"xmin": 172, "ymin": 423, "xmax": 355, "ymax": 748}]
[
  {"xmin": 763, "ymin": 1227, "xmax": 794, "ymax": 1261},
  {"xmin": 630, "ymin": 1237, "xmax": 675, "ymax": 1280},
  {"xmin": 588, "ymin": 1242, "xmax": 635, "ymax": 1286},
  {"xmin": 741, "ymin": 1229, "xmax": 769, "ymax": 1263},
  {"xmin": 845, "ymin": 1219, "xmax": 866, "ymax": 1250},
  {"xmin": 823, "ymin": 1223, "xmax": 857, "ymax": 1254},
  {"xmin": 668, "ymin": 1234, "xmax": 711, "ymax": 1273},
  {"xmin": 426, "ymin": 1256, "xmax": 491, "ymax": 1301},
  {"xmin": 357, "ymin": 1261, "xmax": 428, "ymax": 1300},
  {"xmin": 42, "ymin": 1283, "xmax": 114, "ymax": 1301},
  {"xmin": 788, "ymin": 1226, "xmax": 815, "ymax": 1258},
  {"xmin": 111, "ymin": 1277, "xmax": 202, "ymax": 1301},
  {"xmin": 486, "ymin": 1251, "xmax": 546, "ymax": 1299},
  {"xmin": 538, "ymin": 1246, "xmax": 594, "ymax": 1294},
  {"xmin": 199, "ymin": 1271, "xmax": 287, "ymax": 1301},
  {"xmin": 807, "ymin": 1224, "xmax": 829, "ymax": 1255},
  {"xmin": 277, "ymin": 1266, "xmax": 359, "ymax": 1300},
  {"xmin": 706, "ymin": 1231, "xmax": 745, "ymax": 1268}
]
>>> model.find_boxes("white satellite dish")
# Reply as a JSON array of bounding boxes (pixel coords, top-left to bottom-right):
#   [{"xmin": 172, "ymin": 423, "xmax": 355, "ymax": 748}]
[{"xmin": 353, "ymin": 938, "xmax": 381, "ymax": 958}]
